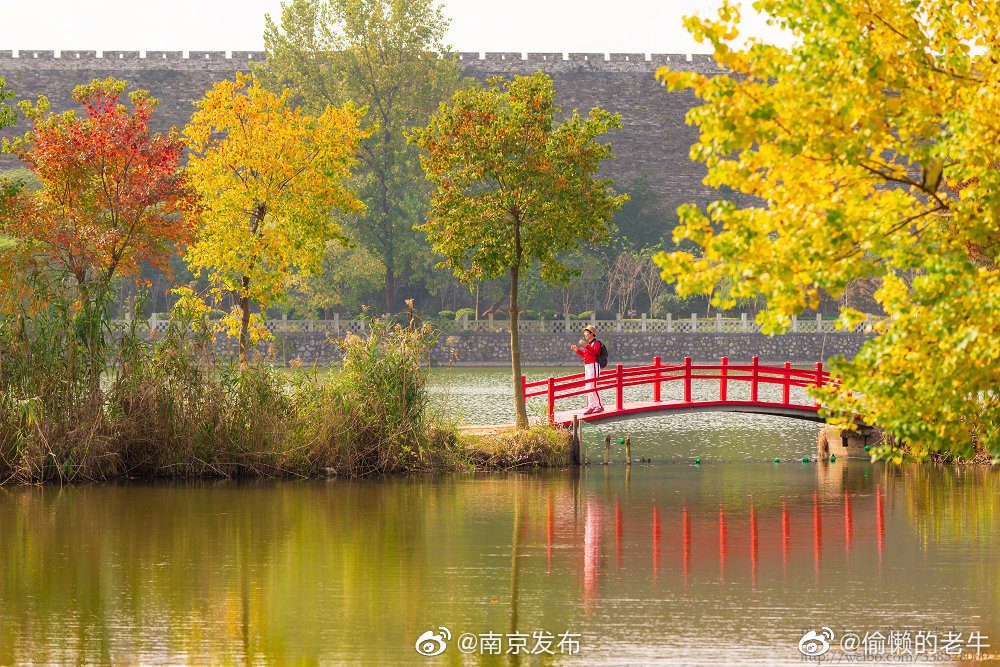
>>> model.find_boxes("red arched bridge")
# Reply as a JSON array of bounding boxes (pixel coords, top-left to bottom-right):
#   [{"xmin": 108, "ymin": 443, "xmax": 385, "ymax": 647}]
[{"xmin": 522, "ymin": 356, "xmax": 851, "ymax": 427}]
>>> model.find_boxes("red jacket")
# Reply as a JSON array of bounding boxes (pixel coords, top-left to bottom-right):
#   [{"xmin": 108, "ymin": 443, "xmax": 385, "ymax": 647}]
[{"xmin": 575, "ymin": 339, "xmax": 601, "ymax": 364}]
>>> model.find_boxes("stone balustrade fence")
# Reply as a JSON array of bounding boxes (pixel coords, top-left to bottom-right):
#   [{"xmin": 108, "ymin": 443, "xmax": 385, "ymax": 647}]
[{"xmin": 131, "ymin": 311, "xmax": 867, "ymax": 336}]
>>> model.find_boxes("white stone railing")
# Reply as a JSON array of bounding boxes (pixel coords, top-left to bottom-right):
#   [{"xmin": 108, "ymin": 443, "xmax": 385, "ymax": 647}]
[
  {"xmin": 126, "ymin": 312, "xmax": 866, "ymax": 335},
  {"xmin": 454, "ymin": 312, "xmax": 857, "ymax": 334}
]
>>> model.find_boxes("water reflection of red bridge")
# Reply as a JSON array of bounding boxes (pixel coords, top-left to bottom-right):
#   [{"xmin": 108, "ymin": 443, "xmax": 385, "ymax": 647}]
[{"xmin": 541, "ymin": 482, "xmax": 886, "ymax": 601}]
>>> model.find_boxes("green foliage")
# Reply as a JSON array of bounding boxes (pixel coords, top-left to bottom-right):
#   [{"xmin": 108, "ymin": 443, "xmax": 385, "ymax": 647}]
[
  {"xmin": 611, "ymin": 174, "xmax": 674, "ymax": 250},
  {"xmin": 261, "ymin": 0, "xmax": 466, "ymax": 314},
  {"xmin": 283, "ymin": 241, "xmax": 385, "ymax": 317},
  {"xmin": 0, "ymin": 168, "xmax": 41, "ymax": 193},
  {"xmin": 0, "ymin": 77, "xmax": 15, "ymax": 130},
  {"xmin": 650, "ymin": 292, "xmax": 702, "ymax": 318},
  {"xmin": 411, "ymin": 72, "xmax": 626, "ymax": 288},
  {"xmin": 454, "ymin": 308, "xmax": 475, "ymax": 320}
]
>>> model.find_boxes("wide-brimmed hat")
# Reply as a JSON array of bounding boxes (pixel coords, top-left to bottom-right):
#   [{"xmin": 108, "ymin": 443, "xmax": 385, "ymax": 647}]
[{"xmin": 582, "ymin": 325, "xmax": 598, "ymax": 336}]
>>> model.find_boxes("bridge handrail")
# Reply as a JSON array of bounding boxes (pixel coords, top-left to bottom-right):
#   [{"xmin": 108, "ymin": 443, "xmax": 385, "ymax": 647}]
[
  {"xmin": 523, "ymin": 356, "xmax": 839, "ymax": 424},
  {"xmin": 523, "ymin": 366, "xmax": 833, "ymax": 399}
]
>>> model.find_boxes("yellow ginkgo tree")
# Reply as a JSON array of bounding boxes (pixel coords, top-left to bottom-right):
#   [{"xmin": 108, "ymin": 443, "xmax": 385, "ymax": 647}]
[
  {"xmin": 184, "ymin": 74, "xmax": 366, "ymax": 361},
  {"xmin": 657, "ymin": 0, "xmax": 1000, "ymax": 460}
]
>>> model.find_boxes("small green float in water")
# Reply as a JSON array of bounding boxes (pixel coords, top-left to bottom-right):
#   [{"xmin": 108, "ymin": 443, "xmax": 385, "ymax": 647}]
[
  {"xmin": 830, "ymin": 455, "xmax": 836, "ymax": 462},
  {"xmin": 695, "ymin": 457, "xmax": 701, "ymax": 464},
  {"xmin": 774, "ymin": 458, "xmax": 780, "ymax": 463},
  {"xmin": 619, "ymin": 438, "xmax": 625, "ymax": 444},
  {"xmin": 802, "ymin": 456, "xmax": 809, "ymax": 463}
]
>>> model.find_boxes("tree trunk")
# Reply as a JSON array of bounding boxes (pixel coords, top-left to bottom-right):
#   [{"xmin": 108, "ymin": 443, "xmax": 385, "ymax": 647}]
[
  {"xmin": 510, "ymin": 263, "xmax": 528, "ymax": 428},
  {"xmin": 239, "ymin": 275, "xmax": 251, "ymax": 363},
  {"xmin": 378, "ymin": 169, "xmax": 395, "ymax": 316},
  {"xmin": 510, "ymin": 221, "xmax": 528, "ymax": 428},
  {"xmin": 384, "ymin": 247, "xmax": 395, "ymax": 316}
]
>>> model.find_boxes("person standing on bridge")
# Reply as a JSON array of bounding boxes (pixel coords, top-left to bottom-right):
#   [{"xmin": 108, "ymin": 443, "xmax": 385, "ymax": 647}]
[{"xmin": 571, "ymin": 325, "xmax": 604, "ymax": 414}]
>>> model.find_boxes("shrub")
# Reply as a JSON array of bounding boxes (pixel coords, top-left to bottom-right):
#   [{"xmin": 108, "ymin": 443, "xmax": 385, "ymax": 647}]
[
  {"xmin": 437, "ymin": 310, "xmax": 456, "ymax": 320},
  {"xmin": 539, "ymin": 309, "xmax": 559, "ymax": 320},
  {"xmin": 455, "ymin": 308, "xmax": 476, "ymax": 320}
]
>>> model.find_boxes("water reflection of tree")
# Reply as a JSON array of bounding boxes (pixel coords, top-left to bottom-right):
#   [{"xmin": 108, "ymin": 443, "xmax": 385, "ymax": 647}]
[{"xmin": 3, "ymin": 468, "xmax": 1000, "ymax": 663}]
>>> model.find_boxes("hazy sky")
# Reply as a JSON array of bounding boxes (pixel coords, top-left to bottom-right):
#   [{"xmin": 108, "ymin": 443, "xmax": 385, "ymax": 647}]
[{"xmin": 0, "ymin": 0, "xmax": 792, "ymax": 54}]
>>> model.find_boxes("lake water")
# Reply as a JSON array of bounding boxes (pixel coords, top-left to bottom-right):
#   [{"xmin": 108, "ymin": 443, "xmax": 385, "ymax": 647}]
[{"xmin": 0, "ymin": 368, "xmax": 997, "ymax": 664}]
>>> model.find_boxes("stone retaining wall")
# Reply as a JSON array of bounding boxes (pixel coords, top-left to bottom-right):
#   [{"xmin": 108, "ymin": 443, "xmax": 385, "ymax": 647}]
[{"xmin": 245, "ymin": 331, "xmax": 873, "ymax": 367}]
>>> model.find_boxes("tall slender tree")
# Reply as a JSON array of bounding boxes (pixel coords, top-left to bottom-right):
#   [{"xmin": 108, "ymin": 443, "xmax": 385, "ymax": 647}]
[
  {"xmin": 261, "ymin": 0, "xmax": 465, "ymax": 315},
  {"xmin": 411, "ymin": 72, "xmax": 626, "ymax": 427}
]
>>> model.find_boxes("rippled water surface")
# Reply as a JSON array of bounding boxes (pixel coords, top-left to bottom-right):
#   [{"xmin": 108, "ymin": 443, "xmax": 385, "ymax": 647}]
[{"xmin": 1, "ymin": 368, "xmax": 998, "ymax": 664}]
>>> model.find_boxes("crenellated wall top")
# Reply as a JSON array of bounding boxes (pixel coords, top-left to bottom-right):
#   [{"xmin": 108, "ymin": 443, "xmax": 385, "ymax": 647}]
[{"xmin": 0, "ymin": 49, "xmax": 721, "ymax": 72}]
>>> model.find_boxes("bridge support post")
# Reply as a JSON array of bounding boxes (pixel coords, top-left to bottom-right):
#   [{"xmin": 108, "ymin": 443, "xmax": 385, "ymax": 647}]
[
  {"xmin": 653, "ymin": 356, "xmax": 661, "ymax": 402},
  {"xmin": 547, "ymin": 377, "xmax": 555, "ymax": 425},
  {"xmin": 521, "ymin": 375, "xmax": 528, "ymax": 415},
  {"xmin": 615, "ymin": 363, "xmax": 624, "ymax": 412},
  {"xmin": 604, "ymin": 434, "xmax": 611, "ymax": 465},
  {"xmin": 625, "ymin": 437, "xmax": 632, "ymax": 465},
  {"xmin": 683, "ymin": 357, "xmax": 692, "ymax": 403},
  {"xmin": 751, "ymin": 356, "xmax": 759, "ymax": 403},
  {"xmin": 782, "ymin": 363, "xmax": 791, "ymax": 405},
  {"xmin": 720, "ymin": 357, "xmax": 728, "ymax": 401},
  {"xmin": 814, "ymin": 362, "xmax": 824, "ymax": 407}
]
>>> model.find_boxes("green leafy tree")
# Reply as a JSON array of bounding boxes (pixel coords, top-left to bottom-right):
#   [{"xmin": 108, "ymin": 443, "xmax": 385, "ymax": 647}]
[
  {"xmin": 284, "ymin": 241, "xmax": 385, "ymax": 317},
  {"xmin": 411, "ymin": 72, "xmax": 627, "ymax": 427},
  {"xmin": 0, "ymin": 77, "xmax": 15, "ymax": 130},
  {"xmin": 0, "ymin": 78, "xmax": 20, "ymax": 224},
  {"xmin": 656, "ymin": 0, "xmax": 1000, "ymax": 459},
  {"xmin": 611, "ymin": 175, "xmax": 674, "ymax": 251},
  {"xmin": 261, "ymin": 0, "xmax": 465, "ymax": 315}
]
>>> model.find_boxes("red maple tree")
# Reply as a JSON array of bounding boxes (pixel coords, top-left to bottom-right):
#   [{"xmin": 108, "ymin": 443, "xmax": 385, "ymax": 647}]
[{"xmin": 3, "ymin": 78, "xmax": 194, "ymax": 306}]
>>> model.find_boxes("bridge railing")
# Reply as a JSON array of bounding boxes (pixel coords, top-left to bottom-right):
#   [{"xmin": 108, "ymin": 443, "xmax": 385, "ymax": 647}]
[{"xmin": 522, "ymin": 356, "xmax": 835, "ymax": 424}]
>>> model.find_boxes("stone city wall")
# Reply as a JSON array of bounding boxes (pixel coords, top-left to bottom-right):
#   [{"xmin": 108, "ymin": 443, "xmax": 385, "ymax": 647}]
[{"xmin": 0, "ymin": 49, "xmax": 722, "ymax": 213}]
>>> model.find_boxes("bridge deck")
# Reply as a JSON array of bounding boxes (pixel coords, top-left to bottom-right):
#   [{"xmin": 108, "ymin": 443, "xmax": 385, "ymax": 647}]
[{"xmin": 550, "ymin": 399, "xmax": 826, "ymax": 427}]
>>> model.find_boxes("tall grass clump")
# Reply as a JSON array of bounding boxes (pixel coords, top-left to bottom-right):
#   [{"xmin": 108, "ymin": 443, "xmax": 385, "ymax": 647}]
[
  {"xmin": 0, "ymin": 270, "xmax": 123, "ymax": 483},
  {"xmin": 1, "ymin": 284, "xmax": 565, "ymax": 483},
  {"xmin": 107, "ymin": 311, "xmax": 293, "ymax": 478},
  {"xmin": 291, "ymin": 321, "xmax": 445, "ymax": 476}
]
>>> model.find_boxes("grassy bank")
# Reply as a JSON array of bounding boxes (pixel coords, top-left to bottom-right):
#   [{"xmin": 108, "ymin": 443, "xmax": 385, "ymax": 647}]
[{"xmin": 0, "ymin": 305, "xmax": 570, "ymax": 484}]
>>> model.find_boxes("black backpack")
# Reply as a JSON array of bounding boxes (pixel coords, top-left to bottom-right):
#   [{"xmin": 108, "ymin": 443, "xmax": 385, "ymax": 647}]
[{"xmin": 596, "ymin": 340, "xmax": 608, "ymax": 369}]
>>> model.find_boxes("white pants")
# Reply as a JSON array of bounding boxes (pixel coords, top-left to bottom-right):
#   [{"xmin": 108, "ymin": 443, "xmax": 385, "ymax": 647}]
[{"xmin": 585, "ymin": 362, "xmax": 602, "ymax": 409}]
